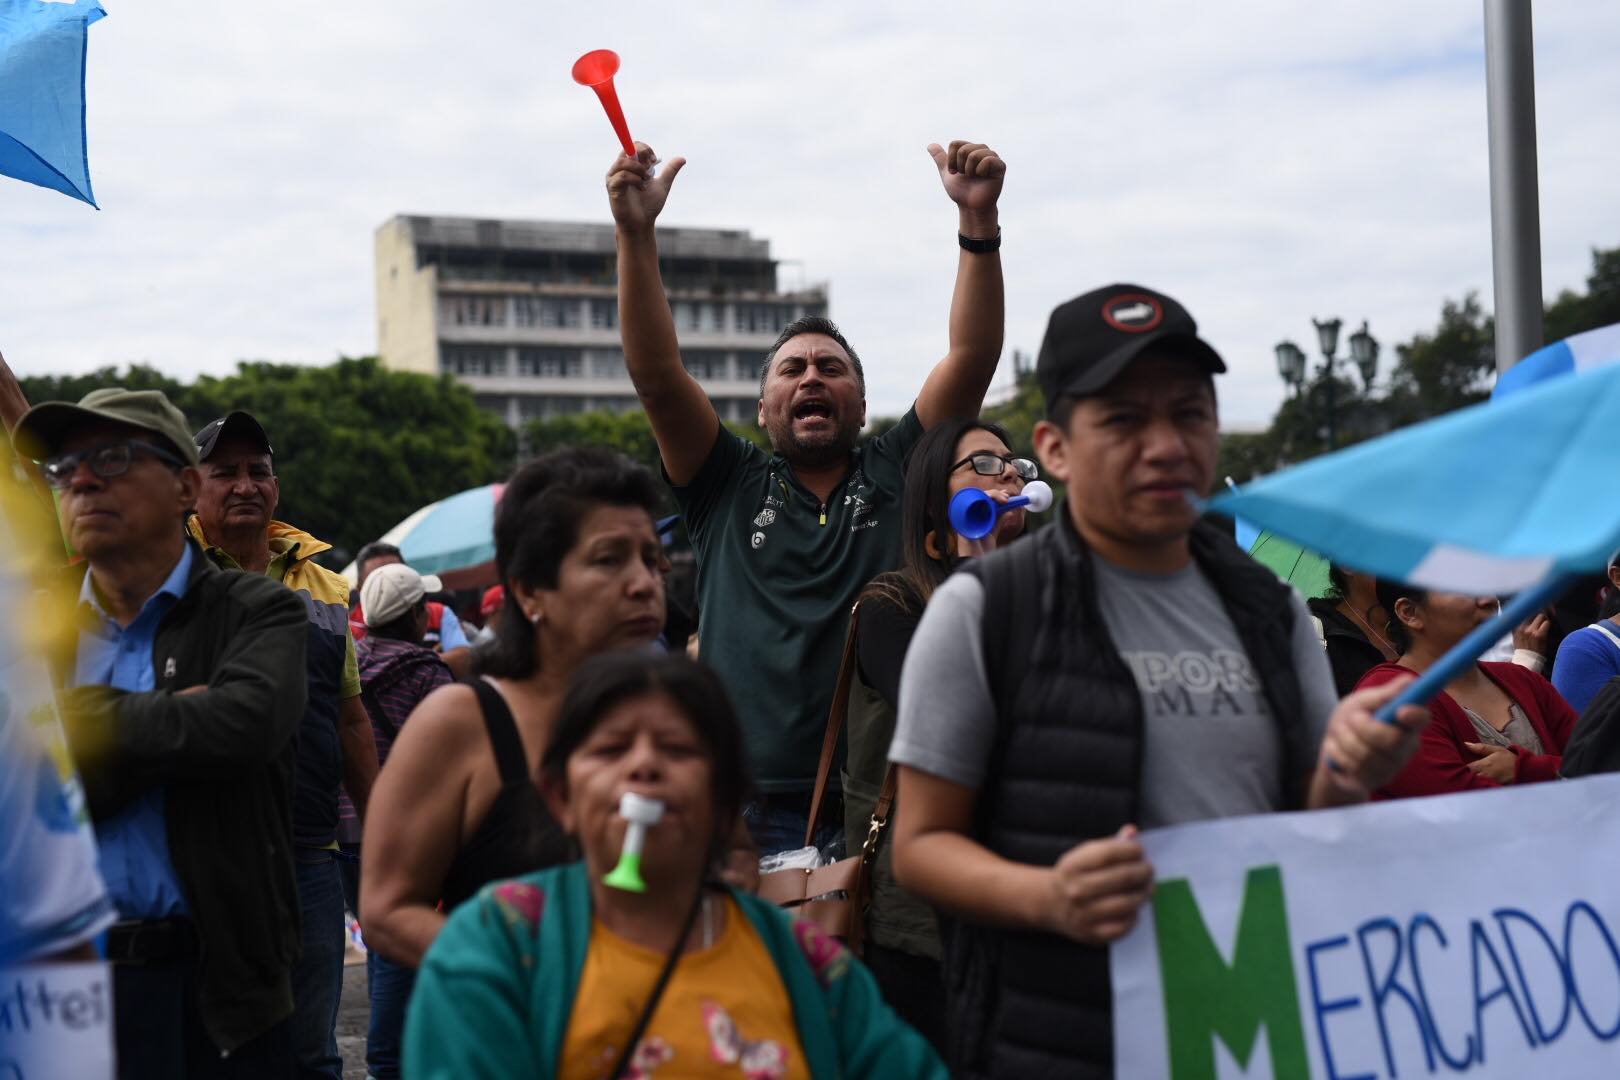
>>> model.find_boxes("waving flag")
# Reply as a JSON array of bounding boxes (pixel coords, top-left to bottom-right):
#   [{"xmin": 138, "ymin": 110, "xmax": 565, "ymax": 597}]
[
  {"xmin": 0, "ymin": 0, "xmax": 106, "ymax": 206},
  {"xmin": 1214, "ymin": 363, "xmax": 1620, "ymax": 595},
  {"xmin": 1493, "ymin": 319, "xmax": 1620, "ymax": 399},
  {"xmin": 1213, "ymin": 327, "xmax": 1620, "ymax": 716}
]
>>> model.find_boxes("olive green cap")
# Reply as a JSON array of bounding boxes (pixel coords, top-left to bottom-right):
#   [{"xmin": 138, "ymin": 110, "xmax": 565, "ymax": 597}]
[{"xmin": 14, "ymin": 387, "xmax": 200, "ymax": 467}]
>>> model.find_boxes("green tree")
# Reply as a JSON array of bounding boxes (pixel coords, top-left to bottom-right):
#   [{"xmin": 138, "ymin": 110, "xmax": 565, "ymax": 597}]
[
  {"xmin": 1382, "ymin": 293, "xmax": 1495, "ymax": 427},
  {"xmin": 17, "ymin": 357, "xmax": 515, "ymax": 566},
  {"xmin": 521, "ymin": 409, "xmax": 772, "ymax": 482},
  {"xmin": 1544, "ymin": 247, "xmax": 1620, "ymax": 343},
  {"xmin": 981, "ymin": 370, "xmax": 1043, "ymax": 457},
  {"xmin": 17, "ymin": 363, "xmax": 186, "ymax": 406}
]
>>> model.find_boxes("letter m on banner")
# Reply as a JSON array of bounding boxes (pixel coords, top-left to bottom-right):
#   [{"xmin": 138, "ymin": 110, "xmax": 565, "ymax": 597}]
[{"xmin": 1152, "ymin": 865, "xmax": 1310, "ymax": 1079}]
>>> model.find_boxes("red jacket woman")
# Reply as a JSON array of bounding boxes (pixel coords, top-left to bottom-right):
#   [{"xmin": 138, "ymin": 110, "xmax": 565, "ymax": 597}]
[
  {"xmin": 1357, "ymin": 660, "xmax": 1575, "ymax": 798},
  {"xmin": 1357, "ymin": 581, "xmax": 1578, "ymax": 799}
]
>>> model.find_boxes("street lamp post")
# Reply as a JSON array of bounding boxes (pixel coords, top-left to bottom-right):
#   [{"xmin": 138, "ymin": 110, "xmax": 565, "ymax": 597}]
[{"xmin": 1275, "ymin": 318, "xmax": 1379, "ymax": 452}]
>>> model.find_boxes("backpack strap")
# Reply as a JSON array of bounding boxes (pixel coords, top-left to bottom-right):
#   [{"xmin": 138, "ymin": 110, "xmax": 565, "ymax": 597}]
[
  {"xmin": 1590, "ymin": 622, "xmax": 1620, "ymax": 653},
  {"xmin": 359, "ymin": 651, "xmax": 443, "ymax": 742}
]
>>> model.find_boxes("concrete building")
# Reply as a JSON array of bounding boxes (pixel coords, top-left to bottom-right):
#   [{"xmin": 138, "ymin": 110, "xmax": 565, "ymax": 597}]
[{"xmin": 374, "ymin": 215, "xmax": 828, "ymax": 427}]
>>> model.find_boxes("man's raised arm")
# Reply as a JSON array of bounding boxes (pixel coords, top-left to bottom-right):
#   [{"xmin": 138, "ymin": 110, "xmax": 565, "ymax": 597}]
[
  {"xmin": 914, "ymin": 140, "xmax": 1007, "ymax": 430},
  {"xmin": 607, "ymin": 143, "xmax": 721, "ymax": 485}
]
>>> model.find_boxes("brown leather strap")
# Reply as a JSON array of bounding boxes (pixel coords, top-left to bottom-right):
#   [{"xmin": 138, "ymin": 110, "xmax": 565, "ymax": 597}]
[
  {"xmin": 872, "ymin": 764, "xmax": 898, "ymax": 825},
  {"xmin": 803, "ymin": 601, "xmax": 862, "ymax": 849}
]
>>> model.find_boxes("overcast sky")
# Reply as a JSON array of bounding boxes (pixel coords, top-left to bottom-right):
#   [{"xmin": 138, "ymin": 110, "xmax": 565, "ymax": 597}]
[{"xmin": 4, "ymin": 1, "xmax": 1619, "ymax": 428}]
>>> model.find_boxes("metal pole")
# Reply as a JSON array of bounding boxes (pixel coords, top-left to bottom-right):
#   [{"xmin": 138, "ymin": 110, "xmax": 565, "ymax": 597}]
[
  {"xmin": 1324, "ymin": 365, "xmax": 1337, "ymax": 451},
  {"xmin": 1483, "ymin": 0, "xmax": 1545, "ymax": 373}
]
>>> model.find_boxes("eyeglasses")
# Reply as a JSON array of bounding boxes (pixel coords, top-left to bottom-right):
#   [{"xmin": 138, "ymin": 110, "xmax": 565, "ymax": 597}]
[
  {"xmin": 952, "ymin": 451, "xmax": 1038, "ymax": 481},
  {"xmin": 40, "ymin": 440, "xmax": 187, "ymax": 490}
]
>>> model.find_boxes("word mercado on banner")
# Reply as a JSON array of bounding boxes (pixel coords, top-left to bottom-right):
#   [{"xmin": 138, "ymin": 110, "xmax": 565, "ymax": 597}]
[
  {"xmin": 1111, "ymin": 775, "xmax": 1620, "ymax": 1080},
  {"xmin": 0, "ymin": 963, "xmax": 114, "ymax": 1080}
]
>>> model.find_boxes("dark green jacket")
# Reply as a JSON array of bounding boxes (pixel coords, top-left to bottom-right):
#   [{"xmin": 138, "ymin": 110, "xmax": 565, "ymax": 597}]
[{"xmin": 55, "ymin": 540, "xmax": 307, "ymax": 1053}]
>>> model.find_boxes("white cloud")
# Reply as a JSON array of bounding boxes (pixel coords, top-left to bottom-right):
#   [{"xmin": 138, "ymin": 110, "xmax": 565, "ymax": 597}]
[{"xmin": 3, "ymin": 1, "xmax": 1618, "ymax": 427}]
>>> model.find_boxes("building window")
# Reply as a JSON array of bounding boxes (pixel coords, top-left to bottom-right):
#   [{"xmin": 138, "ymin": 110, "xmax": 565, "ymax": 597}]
[
  {"xmin": 514, "ymin": 395, "xmax": 591, "ymax": 421},
  {"xmin": 442, "ymin": 346, "xmax": 508, "ymax": 376},
  {"xmin": 587, "ymin": 350, "xmax": 627, "ymax": 379},
  {"xmin": 511, "ymin": 297, "xmax": 581, "ymax": 329},
  {"xmin": 442, "ymin": 295, "xmax": 506, "ymax": 327},
  {"xmin": 590, "ymin": 299, "xmax": 617, "ymax": 330},
  {"xmin": 517, "ymin": 347, "xmax": 584, "ymax": 378},
  {"xmin": 748, "ymin": 353, "xmax": 771, "ymax": 382},
  {"xmin": 683, "ymin": 351, "xmax": 731, "ymax": 380},
  {"xmin": 734, "ymin": 303, "xmax": 791, "ymax": 334}
]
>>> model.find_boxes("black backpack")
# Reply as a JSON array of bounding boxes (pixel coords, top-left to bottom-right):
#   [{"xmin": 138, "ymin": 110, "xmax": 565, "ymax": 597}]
[{"xmin": 1562, "ymin": 675, "xmax": 1620, "ymax": 777}]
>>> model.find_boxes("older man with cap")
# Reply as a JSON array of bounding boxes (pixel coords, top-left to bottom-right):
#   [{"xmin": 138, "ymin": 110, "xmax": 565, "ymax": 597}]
[
  {"xmin": 186, "ymin": 409, "xmax": 379, "ymax": 1080},
  {"xmin": 342, "ymin": 562, "xmax": 453, "ymax": 1080},
  {"xmin": 15, "ymin": 388, "xmax": 307, "ymax": 1078},
  {"xmin": 887, "ymin": 285, "xmax": 1432, "ymax": 1078}
]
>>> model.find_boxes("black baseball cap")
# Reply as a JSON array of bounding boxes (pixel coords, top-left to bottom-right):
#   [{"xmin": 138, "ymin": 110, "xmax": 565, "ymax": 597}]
[
  {"xmin": 194, "ymin": 411, "xmax": 273, "ymax": 462},
  {"xmin": 1035, "ymin": 284, "xmax": 1226, "ymax": 409}
]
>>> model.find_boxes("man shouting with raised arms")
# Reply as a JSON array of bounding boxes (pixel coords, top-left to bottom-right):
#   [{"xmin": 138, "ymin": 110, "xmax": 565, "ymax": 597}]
[{"xmin": 606, "ymin": 138, "xmax": 1006, "ymax": 852}]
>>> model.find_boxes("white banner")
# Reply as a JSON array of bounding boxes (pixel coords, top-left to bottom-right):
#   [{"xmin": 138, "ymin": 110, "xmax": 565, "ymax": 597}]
[
  {"xmin": 1112, "ymin": 775, "xmax": 1620, "ymax": 1079},
  {"xmin": 0, "ymin": 962, "xmax": 114, "ymax": 1080}
]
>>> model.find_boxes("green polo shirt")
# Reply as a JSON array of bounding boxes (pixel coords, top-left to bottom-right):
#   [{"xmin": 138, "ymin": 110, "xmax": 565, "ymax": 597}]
[{"xmin": 673, "ymin": 408, "xmax": 924, "ymax": 792}]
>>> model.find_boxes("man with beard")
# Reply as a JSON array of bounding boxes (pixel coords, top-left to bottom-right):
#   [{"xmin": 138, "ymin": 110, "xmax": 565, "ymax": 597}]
[
  {"xmin": 606, "ymin": 138, "xmax": 1006, "ymax": 851},
  {"xmin": 187, "ymin": 411, "xmax": 380, "ymax": 1080}
]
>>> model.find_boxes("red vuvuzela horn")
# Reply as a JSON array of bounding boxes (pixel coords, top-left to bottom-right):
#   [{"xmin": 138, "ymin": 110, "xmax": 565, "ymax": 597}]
[{"xmin": 571, "ymin": 49, "xmax": 636, "ymax": 158}]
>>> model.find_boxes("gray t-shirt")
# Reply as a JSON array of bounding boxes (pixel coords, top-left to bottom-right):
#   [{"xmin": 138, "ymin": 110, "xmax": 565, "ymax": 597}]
[{"xmin": 891, "ymin": 557, "xmax": 1338, "ymax": 829}]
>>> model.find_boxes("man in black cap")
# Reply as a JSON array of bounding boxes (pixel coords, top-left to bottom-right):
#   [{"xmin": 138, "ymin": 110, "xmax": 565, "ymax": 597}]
[
  {"xmin": 14, "ymin": 388, "xmax": 307, "ymax": 1077},
  {"xmin": 189, "ymin": 410, "xmax": 378, "ymax": 1080},
  {"xmin": 887, "ymin": 286, "xmax": 1430, "ymax": 1077}
]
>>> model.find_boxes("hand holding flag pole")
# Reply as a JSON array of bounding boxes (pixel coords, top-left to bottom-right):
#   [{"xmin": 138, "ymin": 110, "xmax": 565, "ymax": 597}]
[{"xmin": 572, "ymin": 49, "xmax": 637, "ymax": 158}]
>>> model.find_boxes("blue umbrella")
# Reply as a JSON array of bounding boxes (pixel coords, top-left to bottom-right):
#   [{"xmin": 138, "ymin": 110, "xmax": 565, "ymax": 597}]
[
  {"xmin": 1211, "ymin": 348, "xmax": 1620, "ymax": 719},
  {"xmin": 0, "ymin": 0, "xmax": 106, "ymax": 206}
]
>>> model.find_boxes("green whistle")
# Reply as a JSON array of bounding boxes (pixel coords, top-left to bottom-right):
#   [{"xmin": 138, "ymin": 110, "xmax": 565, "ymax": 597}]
[
  {"xmin": 603, "ymin": 851, "xmax": 646, "ymax": 893},
  {"xmin": 603, "ymin": 792, "xmax": 664, "ymax": 893}
]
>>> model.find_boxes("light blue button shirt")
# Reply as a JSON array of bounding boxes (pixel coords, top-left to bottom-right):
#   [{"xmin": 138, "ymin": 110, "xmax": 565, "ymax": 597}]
[{"xmin": 74, "ymin": 544, "xmax": 195, "ymax": 919}]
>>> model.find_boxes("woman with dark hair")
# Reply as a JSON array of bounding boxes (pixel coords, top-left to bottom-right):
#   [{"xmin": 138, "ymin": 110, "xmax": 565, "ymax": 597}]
[
  {"xmin": 360, "ymin": 447, "xmax": 669, "ymax": 967},
  {"xmin": 842, "ymin": 417, "xmax": 1032, "ymax": 1047},
  {"xmin": 405, "ymin": 651, "xmax": 946, "ymax": 1079},
  {"xmin": 1306, "ymin": 564, "xmax": 1397, "ymax": 697},
  {"xmin": 1355, "ymin": 580, "xmax": 1577, "ymax": 798}
]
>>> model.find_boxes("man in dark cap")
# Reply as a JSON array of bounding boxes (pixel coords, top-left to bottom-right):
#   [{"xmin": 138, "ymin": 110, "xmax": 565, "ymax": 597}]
[
  {"xmin": 888, "ymin": 286, "xmax": 1431, "ymax": 1078},
  {"xmin": 188, "ymin": 409, "xmax": 378, "ymax": 1080},
  {"xmin": 15, "ymin": 388, "xmax": 307, "ymax": 1077}
]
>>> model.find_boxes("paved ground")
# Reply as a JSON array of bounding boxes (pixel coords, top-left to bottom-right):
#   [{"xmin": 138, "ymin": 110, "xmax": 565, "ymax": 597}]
[{"xmin": 337, "ymin": 961, "xmax": 370, "ymax": 1080}]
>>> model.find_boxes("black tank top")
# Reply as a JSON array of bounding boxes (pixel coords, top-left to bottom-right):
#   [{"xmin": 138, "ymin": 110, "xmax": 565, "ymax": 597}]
[{"xmin": 438, "ymin": 678, "xmax": 573, "ymax": 910}]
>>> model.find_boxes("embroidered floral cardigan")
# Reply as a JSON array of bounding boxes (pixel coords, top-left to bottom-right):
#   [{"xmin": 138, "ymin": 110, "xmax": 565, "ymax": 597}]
[{"xmin": 404, "ymin": 861, "xmax": 947, "ymax": 1079}]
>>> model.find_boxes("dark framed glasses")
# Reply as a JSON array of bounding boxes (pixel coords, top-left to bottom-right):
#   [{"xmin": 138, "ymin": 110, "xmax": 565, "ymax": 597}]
[
  {"xmin": 40, "ymin": 440, "xmax": 187, "ymax": 490},
  {"xmin": 952, "ymin": 451, "xmax": 1038, "ymax": 481}
]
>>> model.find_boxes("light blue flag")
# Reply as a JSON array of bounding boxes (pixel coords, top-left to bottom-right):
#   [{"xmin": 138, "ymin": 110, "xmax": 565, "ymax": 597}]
[
  {"xmin": 1210, "ymin": 361, "xmax": 1620, "ymax": 595},
  {"xmin": 1494, "ymin": 319, "xmax": 1620, "ymax": 399},
  {"xmin": 0, "ymin": 0, "xmax": 106, "ymax": 206}
]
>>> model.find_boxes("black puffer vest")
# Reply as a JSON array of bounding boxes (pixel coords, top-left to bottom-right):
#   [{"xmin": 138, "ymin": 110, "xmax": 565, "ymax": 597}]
[{"xmin": 949, "ymin": 513, "xmax": 1305, "ymax": 1078}]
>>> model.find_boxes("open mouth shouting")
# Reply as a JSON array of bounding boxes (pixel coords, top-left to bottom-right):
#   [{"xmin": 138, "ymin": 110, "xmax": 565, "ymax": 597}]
[{"xmin": 792, "ymin": 398, "xmax": 835, "ymax": 426}]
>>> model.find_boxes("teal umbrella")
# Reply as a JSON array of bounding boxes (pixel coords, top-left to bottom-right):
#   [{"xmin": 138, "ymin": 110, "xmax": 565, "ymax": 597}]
[{"xmin": 1247, "ymin": 529, "xmax": 1333, "ymax": 600}]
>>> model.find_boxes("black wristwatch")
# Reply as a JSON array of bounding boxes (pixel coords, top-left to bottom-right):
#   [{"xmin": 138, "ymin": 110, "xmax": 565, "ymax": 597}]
[{"xmin": 958, "ymin": 228, "xmax": 1002, "ymax": 254}]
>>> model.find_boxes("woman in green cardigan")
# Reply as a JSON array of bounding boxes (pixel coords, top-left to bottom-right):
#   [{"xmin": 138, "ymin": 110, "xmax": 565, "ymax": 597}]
[{"xmin": 405, "ymin": 652, "xmax": 945, "ymax": 1079}]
